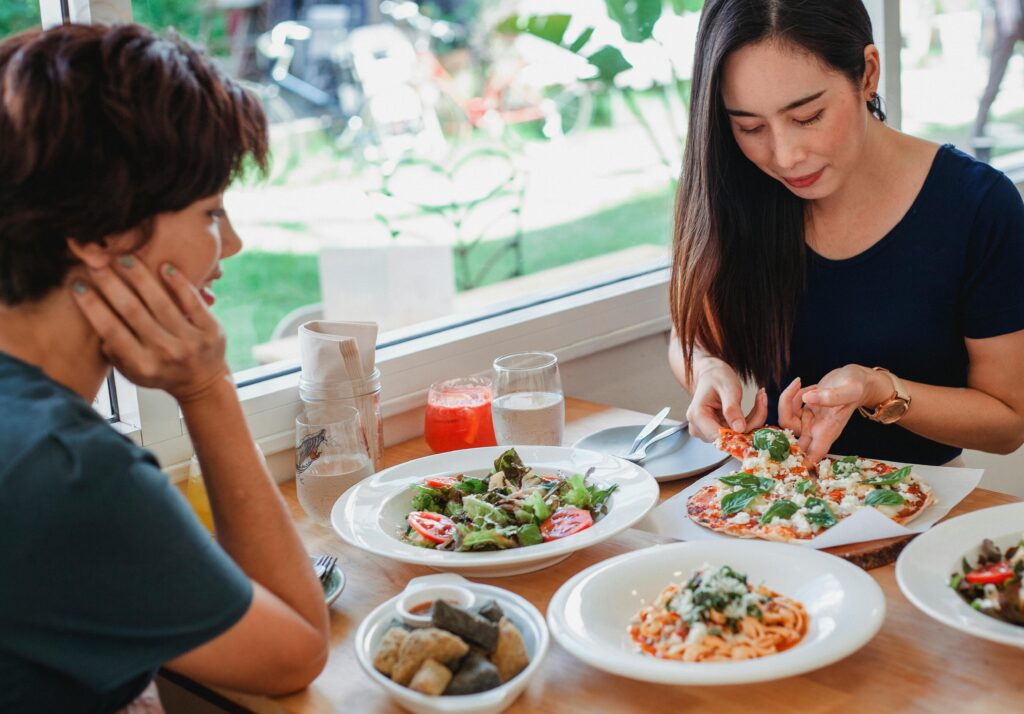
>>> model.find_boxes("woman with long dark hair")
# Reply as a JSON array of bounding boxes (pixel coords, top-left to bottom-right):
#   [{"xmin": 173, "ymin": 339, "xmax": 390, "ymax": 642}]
[
  {"xmin": 670, "ymin": 0, "xmax": 1024, "ymax": 465},
  {"xmin": 0, "ymin": 24, "xmax": 328, "ymax": 711}
]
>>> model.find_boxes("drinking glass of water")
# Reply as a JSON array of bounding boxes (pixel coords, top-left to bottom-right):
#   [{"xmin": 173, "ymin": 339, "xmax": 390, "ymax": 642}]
[
  {"xmin": 296, "ymin": 405, "xmax": 374, "ymax": 526},
  {"xmin": 491, "ymin": 351, "xmax": 565, "ymax": 446}
]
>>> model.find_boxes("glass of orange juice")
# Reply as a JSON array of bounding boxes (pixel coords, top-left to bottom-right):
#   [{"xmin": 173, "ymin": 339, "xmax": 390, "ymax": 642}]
[
  {"xmin": 186, "ymin": 445, "xmax": 266, "ymax": 535},
  {"xmin": 186, "ymin": 455, "xmax": 215, "ymax": 534}
]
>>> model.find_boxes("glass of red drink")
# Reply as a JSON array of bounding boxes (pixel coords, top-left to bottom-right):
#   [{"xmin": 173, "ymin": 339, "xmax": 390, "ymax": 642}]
[{"xmin": 424, "ymin": 377, "xmax": 497, "ymax": 453}]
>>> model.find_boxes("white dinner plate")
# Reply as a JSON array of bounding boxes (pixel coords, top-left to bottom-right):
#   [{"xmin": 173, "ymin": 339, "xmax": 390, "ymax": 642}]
[
  {"xmin": 574, "ymin": 425, "xmax": 728, "ymax": 482},
  {"xmin": 547, "ymin": 540, "xmax": 885, "ymax": 685},
  {"xmin": 331, "ymin": 445, "xmax": 659, "ymax": 577},
  {"xmin": 896, "ymin": 501, "xmax": 1024, "ymax": 649}
]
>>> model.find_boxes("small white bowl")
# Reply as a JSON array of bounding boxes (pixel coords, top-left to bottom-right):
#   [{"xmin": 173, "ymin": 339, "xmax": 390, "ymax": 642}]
[
  {"xmin": 395, "ymin": 584, "xmax": 476, "ymax": 628},
  {"xmin": 355, "ymin": 573, "xmax": 549, "ymax": 714}
]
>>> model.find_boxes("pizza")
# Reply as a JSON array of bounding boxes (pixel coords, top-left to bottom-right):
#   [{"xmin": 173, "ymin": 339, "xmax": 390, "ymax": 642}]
[{"xmin": 686, "ymin": 427, "xmax": 936, "ymax": 542}]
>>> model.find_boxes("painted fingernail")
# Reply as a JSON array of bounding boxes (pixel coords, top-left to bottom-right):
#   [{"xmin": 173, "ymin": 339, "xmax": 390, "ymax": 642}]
[
  {"xmin": 72, "ymin": 280, "xmax": 87, "ymax": 294},
  {"xmin": 118, "ymin": 255, "xmax": 135, "ymax": 268},
  {"xmin": 163, "ymin": 264, "xmax": 176, "ymax": 276}
]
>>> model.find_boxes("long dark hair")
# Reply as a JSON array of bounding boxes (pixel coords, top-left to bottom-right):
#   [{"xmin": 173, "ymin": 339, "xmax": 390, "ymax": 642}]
[{"xmin": 670, "ymin": 0, "xmax": 884, "ymax": 388}]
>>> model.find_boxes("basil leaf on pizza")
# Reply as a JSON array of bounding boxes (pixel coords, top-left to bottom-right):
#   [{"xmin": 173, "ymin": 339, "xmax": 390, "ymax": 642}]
[
  {"xmin": 804, "ymin": 497, "xmax": 838, "ymax": 528},
  {"xmin": 718, "ymin": 473, "xmax": 774, "ymax": 493},
  {"xmin": 865, "ymin": 489, "xmax": 906, "ymax": 507},
  {"xmin": 795, "ymin": 479, "xmax": 815, "ymax": 495},
  {"xmin": 721, "ymin": 488, "xmax": 759, "ymax": 516},
  {"xmin": 752, "ymin": 428, "xmax": 790, "ymax": 461},
  {"xmin": 832, "ymin": 454, "xmax": 861, "ymax": 477},
  {"xmin": 760, "ymin": 499, "xmax": 798, "ymax": 524},
  {"xmin": 860, "ymin": 465, "xmax": 912, "ymax": 487}
]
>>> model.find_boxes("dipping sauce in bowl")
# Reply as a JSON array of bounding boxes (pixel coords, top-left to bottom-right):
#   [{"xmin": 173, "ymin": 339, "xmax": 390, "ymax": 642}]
[{"xmin": 396, "ymin": 585, "xmax": 475, "ymax": 628}]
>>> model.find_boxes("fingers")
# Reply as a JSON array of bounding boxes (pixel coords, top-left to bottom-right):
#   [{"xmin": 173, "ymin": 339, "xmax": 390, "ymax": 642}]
[
  {"xmin": 798, "ymin": 407, "xmax": 814, "ymax": 453},
  {"xmin": 798, "ymin": 406, "xmax": 854, "ymax": 465},
  {"xmin": 687, "ymin": 404, "xmax": 725, "ymax": 442},
  {"xmin": 84, "ymin": 265, "xmax": 174, "ymax": 347},
  {"xmin": 159, "ymin": 263, "xmax": 219, "ymax": 331},
  {"xmin": 803, "ymin": 422, "xmax": 840, "ymax": 465},
  {"xmin": 719, "ymin": 380, "xmax": 746, "ymax": 432},
  {"xmin": 802, "ymin": 382, "xmax": 860, "ymax": 408},
  {"xmin": 744, "ymin": 388, "xmax": 768, "ymax": 430},
  {"xmin": 112, "ymin": 255, "xmax": 195, "ymax": 337},
  {"xmin": 69, "ymin": 278, "xmax": 146, "ymax": 363},
  {"xmin": 778, "ymin": 377, "xmax": 802, "ymax": 432}
]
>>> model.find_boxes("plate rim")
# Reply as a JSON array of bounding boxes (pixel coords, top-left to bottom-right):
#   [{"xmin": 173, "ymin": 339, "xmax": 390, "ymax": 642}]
[
  {"xmin": 895, "ymin": 501, "xmax": 1024, "ymax": 649},
  {"xmin": 572, "ymin": 425, "xmax": 729, "ymax": 482},
  {"xmin": 331, "ymin": 445, "xmax": 660, "ymax": 569},
  {"xmin": 546, "ymin": 540, "xmax": 886, "ymax": 685}
]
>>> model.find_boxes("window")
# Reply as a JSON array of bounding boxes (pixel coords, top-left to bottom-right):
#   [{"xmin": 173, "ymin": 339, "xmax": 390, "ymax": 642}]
[
  {"xmin": 102, "ymin": 0, "xmax": 694, "ymax": 381},
  {"xmin": 13, "ymin": 1, "xmax": 1018, "ymax": 473},
  {"xmin": 900, "ymin": 0, "xmax": 1024, "ymax": 166}
]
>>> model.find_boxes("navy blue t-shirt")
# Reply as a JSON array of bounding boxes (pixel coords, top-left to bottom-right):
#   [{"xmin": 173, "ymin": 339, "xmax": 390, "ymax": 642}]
[
  {"xmin": 766, "ymin": 145, "xmax": 1024, "ymax": 465},
  {"xmin": 0, "ymin": 352, "xmax": 253, "ymax": 713}
]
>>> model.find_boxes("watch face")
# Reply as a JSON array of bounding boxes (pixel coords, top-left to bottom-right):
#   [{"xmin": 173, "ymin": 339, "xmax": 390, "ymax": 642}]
[{"xmin": 876, "ymin": 400, "xmax": 910, "ymax": 424}]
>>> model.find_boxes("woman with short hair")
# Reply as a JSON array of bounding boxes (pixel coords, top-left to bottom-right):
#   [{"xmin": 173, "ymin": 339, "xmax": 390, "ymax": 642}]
[{"xmin": 0, "ymin": 24, "xmax": 329, "ymax": 711}]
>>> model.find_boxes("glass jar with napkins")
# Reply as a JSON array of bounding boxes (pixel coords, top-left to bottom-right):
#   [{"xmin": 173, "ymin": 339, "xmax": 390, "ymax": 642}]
[{"xmin": 298, "ymin": 321, "xmax": 384, "ymax": 472}]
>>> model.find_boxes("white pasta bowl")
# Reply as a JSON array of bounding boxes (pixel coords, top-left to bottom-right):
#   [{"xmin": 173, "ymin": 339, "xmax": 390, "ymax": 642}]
[
  {"xmin": 547, "ymin": 540, "xmax": 885, "ymax": 685},
  {"xmin": 896, "ymin": 501, "xmax": 1024, "ymax": 649},
  {"xmin": 331, "ymin": 445, "xmax": 659, "ymax": 577},
  {"xmin": 354, "ymin": 574, "xmax": 549, "ymax": 714}
]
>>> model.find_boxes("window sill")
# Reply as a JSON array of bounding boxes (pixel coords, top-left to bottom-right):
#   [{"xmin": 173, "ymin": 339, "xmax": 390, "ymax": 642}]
[{"xmin": 143, "ymin": 267, "xmax": 672, "ymax": 480}]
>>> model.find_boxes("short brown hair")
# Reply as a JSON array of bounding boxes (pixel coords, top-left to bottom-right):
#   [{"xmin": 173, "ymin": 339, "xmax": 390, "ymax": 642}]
[{"xmin": 0, "ymin": 23, "xmax": 268, "ymax": 305}]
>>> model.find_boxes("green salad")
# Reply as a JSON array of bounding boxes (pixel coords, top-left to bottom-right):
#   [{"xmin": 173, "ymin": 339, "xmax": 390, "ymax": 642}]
[{"xmin": 402, "ymin": 448, "xmax": 617, "ymax": 552}]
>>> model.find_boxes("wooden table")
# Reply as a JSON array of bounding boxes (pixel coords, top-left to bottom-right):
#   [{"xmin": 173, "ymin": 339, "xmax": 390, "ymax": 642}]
[{"xmin": 193, "ymin": 399, "xmax": 1024, "ymax": 713}]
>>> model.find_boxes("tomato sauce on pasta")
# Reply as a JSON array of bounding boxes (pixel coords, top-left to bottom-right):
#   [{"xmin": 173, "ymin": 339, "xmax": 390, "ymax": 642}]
[{"xmin": 629, "ymin": 565, "xmax": 807, "ymax": 662}]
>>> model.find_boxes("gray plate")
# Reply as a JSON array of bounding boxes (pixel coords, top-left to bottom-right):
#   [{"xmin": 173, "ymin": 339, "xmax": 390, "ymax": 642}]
[
  {"xmin": 573, "ymin": 425, "xmax": 728, "ymax": 482},
  {"xmin": 311, "ymin": 556, "xmax": 346, "ymax": 606}
]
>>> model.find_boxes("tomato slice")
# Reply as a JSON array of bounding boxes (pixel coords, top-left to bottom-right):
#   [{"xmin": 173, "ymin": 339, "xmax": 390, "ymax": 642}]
[
  {"xmin": 540, "ymin": 507, "xmax": 594, "ymax": 541},
  {"xmin": 422, "ymin": 476, "xmax": 458, "ymax": 489},
  {"xmin": 408, "ymin": 511, "xmax": 456, "ymax": 544},
  {"xmin": 965, "ymin": 561, "xmax": 1015, "ymax": 585}
]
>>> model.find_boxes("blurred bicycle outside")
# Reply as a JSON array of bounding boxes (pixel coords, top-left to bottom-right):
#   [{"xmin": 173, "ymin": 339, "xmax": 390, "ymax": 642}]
[{"xmin": 236, "ymin": 0, "xmax": 598, "ymax": 178}]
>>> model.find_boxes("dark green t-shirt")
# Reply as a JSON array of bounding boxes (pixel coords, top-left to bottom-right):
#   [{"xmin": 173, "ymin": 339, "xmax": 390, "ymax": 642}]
[{"xmin": 0, "ymin": 353, "xmax": 253, "ymax": 712}]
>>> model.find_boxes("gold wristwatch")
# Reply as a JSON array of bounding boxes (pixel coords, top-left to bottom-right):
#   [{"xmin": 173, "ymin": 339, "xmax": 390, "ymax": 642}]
[{"xmin": 857, "ymin": 367, "xmax": 911, "ymax": 424}]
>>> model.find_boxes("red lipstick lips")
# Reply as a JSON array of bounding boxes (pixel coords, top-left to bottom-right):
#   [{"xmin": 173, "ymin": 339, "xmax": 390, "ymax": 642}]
[{"xmin": 783, "ymin": 168, "xmax": 825, "ymax": 189}]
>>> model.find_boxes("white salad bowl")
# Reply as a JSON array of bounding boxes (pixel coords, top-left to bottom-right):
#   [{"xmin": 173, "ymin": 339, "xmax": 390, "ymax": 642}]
[
  {"xmin": 354, "ymin": 574, "xmax": 549, "ymax": 714},
  {"xmin": 331, "ymin": 445, "xmax": 659, "ymax": 577},
  {"xmin": 547, "ymin": 540, "xmax": 885, "ymax": 685},
  {"xmin": 896, "ymin": 501, "xmax": 1024, "ymax": 649}
]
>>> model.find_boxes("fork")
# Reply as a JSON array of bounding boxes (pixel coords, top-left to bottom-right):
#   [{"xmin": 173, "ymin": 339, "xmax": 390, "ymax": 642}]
[
  {"xmin": 621, "ymin": 423, "xmax": 687, "ymax": 463},
  {"xmin": 313, "ymin": 554, "xmax": 337, "ymax": 584}
]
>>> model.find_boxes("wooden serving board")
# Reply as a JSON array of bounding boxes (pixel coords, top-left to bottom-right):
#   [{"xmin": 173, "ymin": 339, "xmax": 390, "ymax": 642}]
[{"xmin": 823, "ymin": 534, "xmax": 914, "ymax": 569}]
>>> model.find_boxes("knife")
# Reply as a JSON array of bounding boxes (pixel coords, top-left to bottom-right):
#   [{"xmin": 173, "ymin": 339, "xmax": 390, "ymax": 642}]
[{"xmin": 627, "ymin": 407, "xmax": 671, "ymax": 456}]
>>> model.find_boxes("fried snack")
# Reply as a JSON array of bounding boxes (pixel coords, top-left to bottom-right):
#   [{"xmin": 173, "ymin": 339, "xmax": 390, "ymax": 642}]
[
  {"xmin": 477, "ymin": 599, "xmax": 504, "ymax": 623},
  {"xmin": 391, "ymin": 627, "xmax": 470, "ymax": 686},
  {"xmin": 445, "ymin": 652, "xmax": 501, "ymax": 695},
  {"xmin": 489, "ymin": 617, "xmax": 529, "ymax": 682},
  {"xmin": 372, "ymin": 627, "xmax": 409, "ymax": 676},
  {"xmin": 432, "ymin": 599, "xmax": 499, "ymax": 652},
  {"xmin": 408, "ymin": 659, "xmax": 453, "ymax": 696}
]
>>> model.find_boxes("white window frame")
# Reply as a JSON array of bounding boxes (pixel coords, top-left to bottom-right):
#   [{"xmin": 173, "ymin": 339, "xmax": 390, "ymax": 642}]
[{"xmin": 41, "ymin": 0, "xmax": 904, "ymax": 480}]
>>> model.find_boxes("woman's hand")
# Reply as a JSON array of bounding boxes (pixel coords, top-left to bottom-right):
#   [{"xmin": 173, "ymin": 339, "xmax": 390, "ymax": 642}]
[
  {"xmin": 686, "ymin": 360, "xmax": 767, "ymax": 442},
  {"xmin": 786, "ymin": 365, "xmax": 891, "ymax": 464},
  {"xmin": 71, "ymin": 256, "xmax": 229, "ymax": 403}
]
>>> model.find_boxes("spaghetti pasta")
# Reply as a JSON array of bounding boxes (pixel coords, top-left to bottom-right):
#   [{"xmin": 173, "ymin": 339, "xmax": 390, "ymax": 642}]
[{"xmin": 629, "ymin": 564, "xmax": 807, "ymax": 662}]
